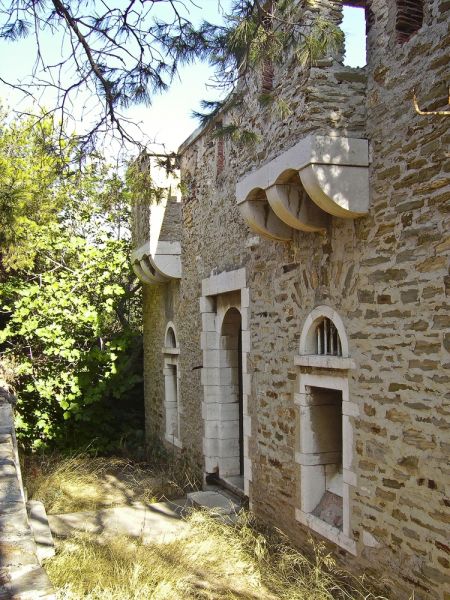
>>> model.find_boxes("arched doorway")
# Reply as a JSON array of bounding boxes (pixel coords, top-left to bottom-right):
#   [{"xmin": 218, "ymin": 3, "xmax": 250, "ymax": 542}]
[
  {"xmin": 163, "ymin": 323, "xmax": 181, "ymax": 448},
  {"xmin": 219, "ymin": 307, "xmax": 244, "ymax": 478}
]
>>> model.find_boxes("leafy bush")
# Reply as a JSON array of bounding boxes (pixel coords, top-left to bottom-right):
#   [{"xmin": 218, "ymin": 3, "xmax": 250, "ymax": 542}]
[
  {"xmin": 0, "ymin": 111, "xmax": 144, "ymax": 453},
  {"xmin": 1, "ymin": 230, "xmax": 143, "ymax": 451}
]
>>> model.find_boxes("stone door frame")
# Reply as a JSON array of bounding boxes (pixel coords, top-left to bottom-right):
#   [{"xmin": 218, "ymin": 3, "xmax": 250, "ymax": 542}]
[{"xmin": 200, "ymin": 268, "xmax": 252, "ymax": 496}]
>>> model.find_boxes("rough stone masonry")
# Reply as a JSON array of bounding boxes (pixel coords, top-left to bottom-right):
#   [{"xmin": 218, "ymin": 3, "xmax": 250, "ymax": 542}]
[{"xmin": 133, "ymin": 1, "xmax": 450, "ymax": 598}]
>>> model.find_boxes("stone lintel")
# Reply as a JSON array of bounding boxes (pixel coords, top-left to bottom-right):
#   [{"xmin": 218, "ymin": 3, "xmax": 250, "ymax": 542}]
[
  {"xmin": 294, "ymin": 355, "xmax": 356, "ymax": 370},
  {"xmin": 202, "ymin": 268, "xmax": 246, "ymax": 297}
]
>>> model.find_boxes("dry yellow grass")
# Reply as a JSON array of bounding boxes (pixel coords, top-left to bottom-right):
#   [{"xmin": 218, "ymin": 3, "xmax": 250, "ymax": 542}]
[
  {"xmin": 46, "ymin": 511, "xmax": 390, "ymax": 600},
  {"xmin": 22, "ymin": 452, "xmax": 199, "ymax": 514},
  {"xmin": 24, "ymin": 454, "xmax": 392, "ymax": 599}
]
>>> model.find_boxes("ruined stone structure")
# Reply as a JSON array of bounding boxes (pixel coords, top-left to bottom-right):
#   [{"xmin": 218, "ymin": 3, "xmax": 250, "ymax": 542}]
[{"xmin": 132, "ymin": 1, "xmax": 450, "ymax": 598}]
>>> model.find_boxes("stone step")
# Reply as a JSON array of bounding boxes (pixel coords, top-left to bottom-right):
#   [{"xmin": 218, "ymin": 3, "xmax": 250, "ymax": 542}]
[
  {"xmin": 48, "ymin": 499, "xmax": 189, "ymax": 544},
  {"xmin": 27, "ymin": 501, "xmax": 55, "ymax": 563},
  {"xmin": 1, "ymin": 565, "xmax": 56, "ymax": 600},
  {"xmin": 187, "ymin": 490, "xmax": 242, "ymax": 522}
]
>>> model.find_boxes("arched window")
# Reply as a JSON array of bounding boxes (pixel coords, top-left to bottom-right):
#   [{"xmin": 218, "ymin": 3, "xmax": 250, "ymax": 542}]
[
  {"xmin": 165, "ymin": 326, "xmax": 177, "ymax": 349},
  {"xmin": 315, "ymin": 317, "xmax": 342, "ymax": 357},
  {"xmin": 299, "ymin": 306, "xmax": 349, "ymax": 359},
  {"xmin": 163, "ymin": 322, "xmax": 181, "ymax": 448}
]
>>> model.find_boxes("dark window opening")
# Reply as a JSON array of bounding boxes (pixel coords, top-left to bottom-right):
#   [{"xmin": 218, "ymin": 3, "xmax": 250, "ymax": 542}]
[
  {"xmin": 166, "ymin": 327, "xmax": 177, "ymax": 348},
  {"xmin": 396, "ymin": 0, "xmax": 424, "ymax": 43},
  {"xmin": 308, "ymin": 387, "xmax": 343, "ymax": 530},
  {"xmin": 315, "ymin": 318, "xmax": 342, "ymax": 357}
]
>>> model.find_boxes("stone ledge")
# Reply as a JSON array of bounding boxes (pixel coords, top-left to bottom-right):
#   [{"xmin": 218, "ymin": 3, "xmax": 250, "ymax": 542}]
[
  {"xmin": 295, "ymin": 355, "xmax": 356, "ymax": 370},
  {"xmin": 295, "ymin": 508, "xmax": 357, "ymax": 555}
]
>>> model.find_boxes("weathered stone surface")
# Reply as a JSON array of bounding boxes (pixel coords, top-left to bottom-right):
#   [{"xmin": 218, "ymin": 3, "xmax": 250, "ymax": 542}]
[
  {"xmin": 136, "ymin": 1, "xmax": 450, "ymax": 599},
  {"xmin": 0, "ymin": 392, "xmax": 55, "ymax": 598}
]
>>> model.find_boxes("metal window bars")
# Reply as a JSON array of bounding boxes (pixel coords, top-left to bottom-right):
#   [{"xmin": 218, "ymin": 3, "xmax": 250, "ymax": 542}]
[{"xmin": 316, "ymin": 318, "xmax": 342, "ymax": 356}]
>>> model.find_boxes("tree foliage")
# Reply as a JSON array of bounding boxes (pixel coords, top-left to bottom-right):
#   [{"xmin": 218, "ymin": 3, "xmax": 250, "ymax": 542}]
[
  {"xmin": 0, "ymin": 1, "xmax": 343, "ymax": 151},
  {"xmin": 0, "ymin": 113, "xmax": 144, "ymax": 453},
  {"xmin": 0, "ymin": 110, "xmax": 72, "ymax": 271}
]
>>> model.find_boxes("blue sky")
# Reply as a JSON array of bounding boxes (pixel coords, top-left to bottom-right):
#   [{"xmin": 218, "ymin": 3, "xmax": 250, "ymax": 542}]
[{"xmin": 0, "ymin": 3, "xmax": 366, "ymax": 154}]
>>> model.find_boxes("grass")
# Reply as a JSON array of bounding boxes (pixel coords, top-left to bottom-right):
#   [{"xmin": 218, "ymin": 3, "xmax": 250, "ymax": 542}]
[
  {"xmin": 21, "ymin": 451, "xmax": 200, "ymax": 514},
  {"xmin": 46, "ymin": 511, "xmax": 390, "ymax": 600},
  {"xmin": 23, "ymin": 454, "xmax": 391, "ymax": 599}
]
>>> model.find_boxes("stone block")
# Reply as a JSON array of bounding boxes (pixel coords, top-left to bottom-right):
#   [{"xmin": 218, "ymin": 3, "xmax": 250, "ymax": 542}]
[
  {"xmin": 300, "ymin": 465, "xmax": 325, "ymax": 513},
  {"xmin": 218, "ymin": 420, "xmax": 240, "ymax": 440},
  {"xmin": 242, "ymin": 415, "xmax": 252, "ymax": 438},
  {"xmin": 219, "ymin": 367, "xmax": 239, "ymax": 385},
  {"xmin": 218, "ymin": 457, "xmax": 241, "ymax": 477},
  {"xmin": 187, "ymin": 491, "xmax": 240, "ymax": 515},
  {"xmin": 204, "ymin": 456, "xmax": 218, "ymax": 473},
  {"xmin": 203, "ymin": 436, "xmax": 219, "ymax": 456},
  {"xmin": 202, "ymin": 350, "xmax": 220, "ymax": 368},
  {"xmin": 199, "ymin": 296, "xmax": 215, "ymax": 313},
  {"xmin": 201, "ymin": 368, "xmax": 221, "ymax": 386},
  {"xmin": 241, "ymin": 287, "xmax": 250, "ymax": 308},
  {"xmin": 202, "ymin": 269, "xmax": 246, "ymax": 296},
  {"xmin": 241, "ymin": 330, "xmax": 251, "ymax": 353},
  {"xmin": 219, "ymin": 437, "xmax": 241, "ymax": 458},
  {"xmin": 244, "ymin": 458, "xmax": 252, "ymax": 480},
  {"xmin": 299, "ymin": 404, "xmax": 341, "ymax": 455},
  {"xmin": 201, "ymin": 313, "xmax": 216, "ymax": 332},
  {"xmin": 0, "ymin": 475, "xmax": 23, "ymax": 504},
  {"xmin": 5, "ymin": 564, "xmax": 56, "ymax": 599},
  {"xmin": 27, "ymin": 501, "xmax": 55, "ymax": 563},
  {"xmin": 200, "ymin": 332, "xmax": 219, "ymax": 351},
  {"xmin": 343, "ymin": 469, "xmax": 357, "ymax": 487}
]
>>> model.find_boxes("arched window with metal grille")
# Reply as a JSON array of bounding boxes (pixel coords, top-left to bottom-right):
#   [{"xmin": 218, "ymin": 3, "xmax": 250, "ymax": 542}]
[{"xmin": 314, "ymin": 317, "xmax": 342, "ymax": 357}]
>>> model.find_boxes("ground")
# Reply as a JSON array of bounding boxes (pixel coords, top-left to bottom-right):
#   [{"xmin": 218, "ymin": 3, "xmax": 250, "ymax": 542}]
[{"xmin": 22, "ymin": 454, "xmax": 394, "ymax": 600}]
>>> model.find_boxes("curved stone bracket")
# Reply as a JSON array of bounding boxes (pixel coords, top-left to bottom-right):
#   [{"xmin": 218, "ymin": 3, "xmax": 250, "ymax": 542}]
[
  {"xmin": 266, "ymin": 182, "xmax": 330, "ymax": 232},
  {"xmin": 238, "ymin": 197, "xmax": 292, "ymax": 241},
  {"xmin": 131, "ymin": 240, "xmax": 181, "ymax": 285},
  {"xmin": 236, "ymin": 135, "xmax": 369, "ymax": 237},
  {"xmin": 299, "ymin": 164, "xmax": 369, "ymax": 218}
]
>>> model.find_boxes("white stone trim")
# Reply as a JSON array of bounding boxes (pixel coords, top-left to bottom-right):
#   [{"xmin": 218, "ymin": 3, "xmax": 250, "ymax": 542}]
[
  {"xmin": 200, "ymin": 269, "xmax": 252, "ymax": 496},
  {"xmin": 235, "ymin": 135, "xmax": 369, "ymax": 240},
  {"xmin": 202, "ymin": 268, "xmax": 246, "ymax": 297},
  {"xmin": 294, "ymin": 355, "xmax": 355, "ymax": 370},
  {"xmin": 164, "ymin": 321, "xmax": 178, "ymax": 348},
  {"xmin": 295, "ymin": 508, "xmax": 357, "ymax": 555},
  {"xmin": 295, "ymin": 308, "xmax": 358, "ymax": 555},
  {"xmin": 299, "ymin": 305, "xmax": 350, "ymax": 358},
  {"xmin": 162, "ymin": 323, "xmax": 182, "ymax": 449},
  {"xmin": 131, "ymin": 240, "xmax": 181, "ymax": 284}
]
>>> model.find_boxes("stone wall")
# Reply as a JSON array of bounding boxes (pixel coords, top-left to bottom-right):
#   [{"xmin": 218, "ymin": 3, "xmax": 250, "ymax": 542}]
[
  {"xmin": 356, "ymin": 0, "xmax": 450, "ymax": 595},
  {"xmin": 0, "ymin": 376, "xmax": 55, "ymax": 598},
  {"xmin": 137, "ymin": 1, "xmax": 449, "ymax": 598}
]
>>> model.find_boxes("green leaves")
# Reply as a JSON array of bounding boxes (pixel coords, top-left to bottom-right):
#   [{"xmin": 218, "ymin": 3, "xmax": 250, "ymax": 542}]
[{"xmin": 0, "ymin": 112, "xmax": 144, "ymax": 453}]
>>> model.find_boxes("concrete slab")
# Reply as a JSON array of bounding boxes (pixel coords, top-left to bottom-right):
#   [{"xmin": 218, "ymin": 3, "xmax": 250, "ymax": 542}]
[
  {"xmin": 3, "ymin": 565, "xmax": 56, "ymax": 600},
  {"xmin": 0, "ymin": 396, "xmax": 55, "ymax": 600},
  {"xmin": 27, "ymin": 502, "xmax": 55, "ymax": 563},
  {"xmin": 187, "ymin": 491, "xmax": 240, "ymax": 515},
  {"xmin": 48, "ymin": 500, "xmax": 189, "ymax": 544}
]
